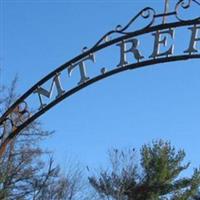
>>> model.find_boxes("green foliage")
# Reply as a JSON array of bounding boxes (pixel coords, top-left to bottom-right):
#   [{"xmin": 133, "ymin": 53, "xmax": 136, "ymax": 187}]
[{"xmin": 89, "ymin": 140, "xmax": 200, "ymax": 200}]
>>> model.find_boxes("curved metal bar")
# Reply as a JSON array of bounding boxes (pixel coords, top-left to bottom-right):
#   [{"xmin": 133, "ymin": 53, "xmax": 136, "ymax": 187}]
[
  {"xmin": 0, "ymin": 19, "xmax": 200, "ymax": 127},
  {"xmin": 1, "ymin": 54, "xmax": 200, "ymax": 148},
  {"xmin": 0, "ymin": 0, "xmax": 200, "ymax": 156}
]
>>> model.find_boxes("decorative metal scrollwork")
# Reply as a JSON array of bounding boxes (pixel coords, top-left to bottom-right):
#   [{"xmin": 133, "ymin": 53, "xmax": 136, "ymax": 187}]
[
  {"xmin": 175, "ymin": 0, "xmax": 200, "ymax": 22},
  {"xmin": 93, "ymin": 7, "xmax": 156, "ymax": 48},
  {"xmin": 92, "ymin": 0, "xmax": 200, "ymax": 49}
]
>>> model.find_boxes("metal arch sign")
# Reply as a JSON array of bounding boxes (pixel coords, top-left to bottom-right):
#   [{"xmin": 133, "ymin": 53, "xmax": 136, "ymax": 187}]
[{"xmin": 0, "ymin": 0, "xmax": 200, "ymax": 155}]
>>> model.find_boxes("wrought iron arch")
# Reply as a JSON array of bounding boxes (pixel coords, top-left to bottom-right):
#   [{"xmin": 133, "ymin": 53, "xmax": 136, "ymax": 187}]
[{"xmin": 0, "ymin": 0, "xmax": 200, "ymax": 156}]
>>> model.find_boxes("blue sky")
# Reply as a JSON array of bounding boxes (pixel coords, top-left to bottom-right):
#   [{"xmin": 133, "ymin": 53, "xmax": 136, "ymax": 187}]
[{"xmin": 1, "ymin": 0, "xmax": 200, "ymax": 173}]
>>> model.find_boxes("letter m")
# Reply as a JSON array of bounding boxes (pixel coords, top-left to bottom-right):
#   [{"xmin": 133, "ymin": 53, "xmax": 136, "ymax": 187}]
[{"xmin": 34, "ymin": 73, "xmax": 65, "ymax": 109}]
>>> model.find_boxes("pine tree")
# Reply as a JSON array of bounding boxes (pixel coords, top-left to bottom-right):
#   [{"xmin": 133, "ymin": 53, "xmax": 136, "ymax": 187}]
[{"xmin": 89, "ymin": 140, "xmax": 200, "ymax": 200}]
